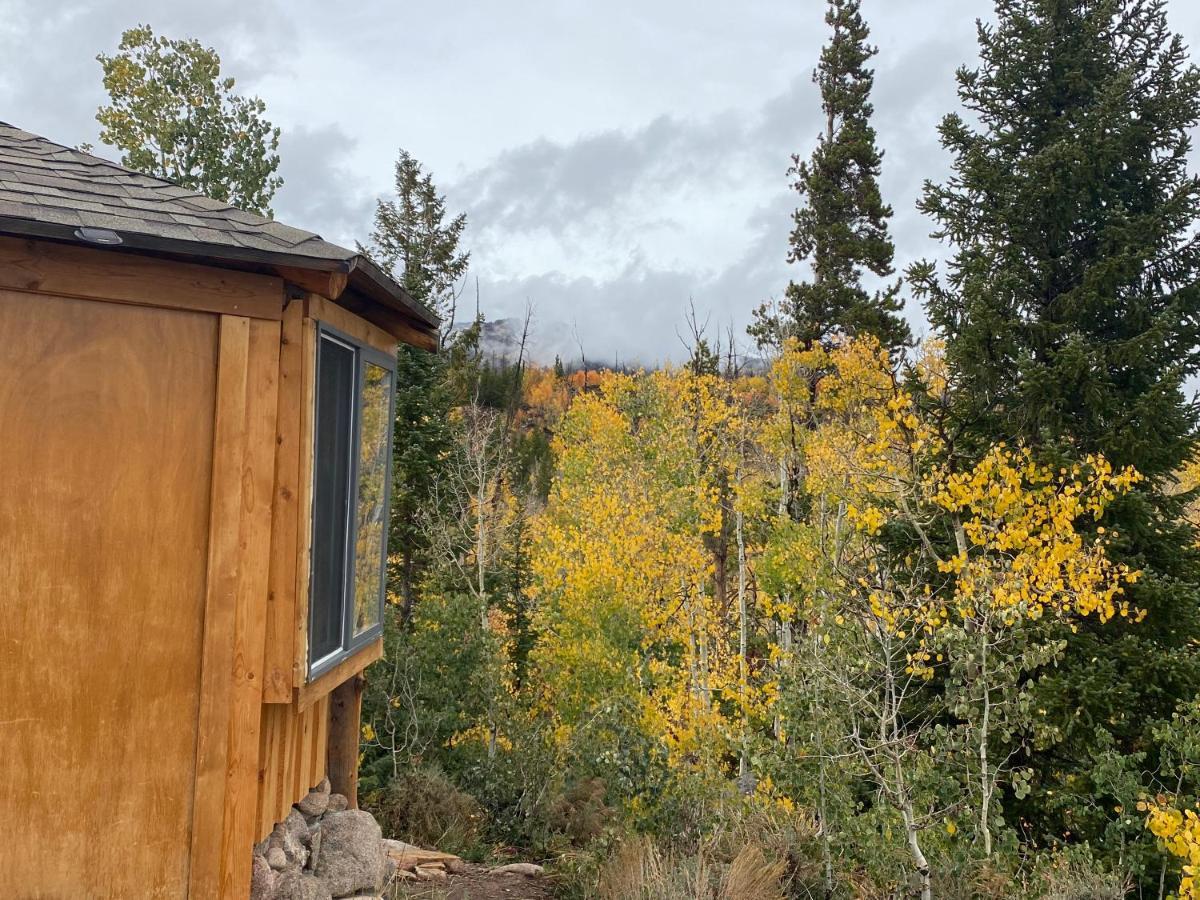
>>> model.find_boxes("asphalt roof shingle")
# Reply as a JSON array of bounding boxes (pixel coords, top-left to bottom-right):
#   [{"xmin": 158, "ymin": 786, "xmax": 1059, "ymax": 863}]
[
  {"xmin": 0, "ymin": 120, "xmax": 356, "ymax": 264},
  {"xmin": 0, "ymin": 122, "xmax": 439, "ymax": 331}
]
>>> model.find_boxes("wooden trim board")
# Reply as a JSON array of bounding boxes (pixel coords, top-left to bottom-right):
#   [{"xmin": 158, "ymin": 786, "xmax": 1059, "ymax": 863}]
[
  {"xmin": 0, "ymin": 236, "xmax": 283, "ymax": 321},
  {"xmin": 306, "ymin": 294, "xmax": 398, "ymax": 355},
  {"xmin": 296, "ymin": 638, "xmax": 384, "ymax": 712},
  {"xmin": 217, "ymin": 317, "xmax": 282, "ymax": 897},
  {"xmin": 188, "ymin": 315, "xmax": 251, "ymax": 898},
  {"xmin": 263, "ymin": 299, "xmax": 305, "ymax": 703}
]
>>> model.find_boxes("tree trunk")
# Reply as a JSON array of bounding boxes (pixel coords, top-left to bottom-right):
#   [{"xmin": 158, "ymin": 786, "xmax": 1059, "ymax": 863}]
[
  {"xmin": 902, "ymin": 798, "xmax": 932, "ymax": 900},
  {"xmin": 979, "ymin": 628, "xmax": 993, "ymax": 858},
  {"xmin": 736, "ymin": 504, "xmax": 751, "ymax": 789}
]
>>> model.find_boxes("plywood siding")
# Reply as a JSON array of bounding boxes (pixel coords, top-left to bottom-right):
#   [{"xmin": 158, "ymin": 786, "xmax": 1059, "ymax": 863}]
[
  {"xmin": 0, "ymin": 291, "xmax": 218, "ymax": 899},
  {"xmin": 255, "ymin": 695, "xmax": 331, "ymax": 840}
]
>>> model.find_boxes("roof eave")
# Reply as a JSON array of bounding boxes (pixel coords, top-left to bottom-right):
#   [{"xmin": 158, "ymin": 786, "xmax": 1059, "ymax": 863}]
[{"xmin": 0, "ymin": 214, "xmax": 441, "ymax": 336}]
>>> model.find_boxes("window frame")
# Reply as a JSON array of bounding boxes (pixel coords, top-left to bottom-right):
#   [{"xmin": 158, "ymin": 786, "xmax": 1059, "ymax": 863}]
[{"xmin": 307, "ymin": 321, "xmax": 397, "ymax": 681}]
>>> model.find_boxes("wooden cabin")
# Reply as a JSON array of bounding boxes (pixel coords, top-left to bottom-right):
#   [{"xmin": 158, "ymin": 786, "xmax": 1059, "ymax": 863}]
[{"xmin": 0, "ymin": 123, "xmax": 437, "ymax": 899}]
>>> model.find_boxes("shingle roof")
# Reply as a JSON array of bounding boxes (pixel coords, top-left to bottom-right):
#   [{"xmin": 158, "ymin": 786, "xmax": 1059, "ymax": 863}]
[{"xmin": 0, "ymin": 122, "xmax": 437, "ymax": 330}]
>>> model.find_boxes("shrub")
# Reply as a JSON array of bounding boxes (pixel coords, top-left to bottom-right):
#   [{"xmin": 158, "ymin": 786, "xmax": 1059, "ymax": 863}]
[
  {"xmin": 364, "ymin": 766, "xmax": 485, "ymax": 858},
  {"xmin": 1038, "ymin": 851, "xmax": 1130, "ymax": 900}
]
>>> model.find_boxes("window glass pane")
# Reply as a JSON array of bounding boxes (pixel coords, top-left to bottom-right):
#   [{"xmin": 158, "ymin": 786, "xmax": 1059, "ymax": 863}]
[
  {"xmin": 310, "ymin": 335, "xmax": 356, "ymax": 663},
  {"xmin": 352, "ymin": 361, "xmax": 392, "ymax": 635}
]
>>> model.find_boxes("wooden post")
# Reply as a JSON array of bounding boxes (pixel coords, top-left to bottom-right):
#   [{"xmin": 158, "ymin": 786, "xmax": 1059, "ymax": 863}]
[{"xmin": 328, "ymin": 674, "xmax": 366, "ymax": 807}]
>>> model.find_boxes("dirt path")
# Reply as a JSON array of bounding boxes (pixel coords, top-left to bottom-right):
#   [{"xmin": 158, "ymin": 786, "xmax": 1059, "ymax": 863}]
[{"xmin": 387, "ymin": 862, "xmax": 556, "ymax": 900}]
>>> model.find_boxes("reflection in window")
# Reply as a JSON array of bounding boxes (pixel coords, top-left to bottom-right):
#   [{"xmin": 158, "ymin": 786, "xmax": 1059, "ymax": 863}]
[
  {"xmin": 307, "ymin": 324, "xmax": 396, "ymax": 679},
  {"xmin": 353, "ymin": 362, "xmax": 392, "ymax": 635}
]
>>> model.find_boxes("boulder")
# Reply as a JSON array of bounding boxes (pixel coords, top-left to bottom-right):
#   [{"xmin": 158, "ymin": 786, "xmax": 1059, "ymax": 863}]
[
  {"xmin": 297, "ymin": 778, "xmax": 332, "ymax": 818},
  {"xmin": 311, "ymin": 810, "xmax": 384, "ymax": 898},
  {"xmin": 266, "ymin": 847, "xmax": 288, "ymax": 872},
  {"xmin": 251, "ymin": 853, "xmax": 275, "ymax": 900},
  {"xmin": 269, "ymin": 810, "xmax": 311, "ymax": 867},
  {"xmin": 326, "ymin": 793, "xmax": 349, "ymax": 813},
  {"xmin": 271, "ymin": 869, "xmax": 332, "ymax": 900}
]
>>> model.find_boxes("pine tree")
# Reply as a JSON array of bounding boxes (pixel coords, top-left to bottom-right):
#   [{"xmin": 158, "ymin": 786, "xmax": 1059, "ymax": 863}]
[
  {"xmin": 910, "ymin": 0, "xmax": 1200, "ymax": 854},
  {"xmin": 363, "ymin": 149, "xmax": 469, "ymax": 346},
  {"xmin": 753, "ymin": 0, "xmax": 910, "ymax": 352}
]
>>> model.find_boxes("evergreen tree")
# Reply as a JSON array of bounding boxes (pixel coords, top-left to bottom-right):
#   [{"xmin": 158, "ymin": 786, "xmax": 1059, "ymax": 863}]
[
  {"xmin": 910, "ymin": 0, "xmax": 1200, "ymax": 854},
  {"xmin": 753, "ymin": 0, "xmax": 910, "ymax": 352},
  {"xmin": 363, "ymin": 150, "xmax": 469, "ymax": 346}
]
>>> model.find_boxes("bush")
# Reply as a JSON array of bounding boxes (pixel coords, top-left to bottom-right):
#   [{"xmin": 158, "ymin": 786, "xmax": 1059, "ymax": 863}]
[
  {"xmin": 363, "ymin": 766, "xmax": 485, "ymax": 858},
  {"xmin": 1037, "ymin": 850, "xmax": 1130, "ymax": 900}
]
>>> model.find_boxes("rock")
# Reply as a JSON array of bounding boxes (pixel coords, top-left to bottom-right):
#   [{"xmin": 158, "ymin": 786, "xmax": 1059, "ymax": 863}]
[
  {"xmin": 489, "ymin": 863, "xmax": 545, "ymax": 877},
  {"xmin": 251, "ymin": 854, "xmax": 275, "ymax": 900},
  {"xmin": 296, "ymin": 778, "xmax": 332, "ymax": 818},
  {"xmin": 326, "ymin": 793, "xmax": 349, "ymax": 813},
  {"xmin": 254, "ymin": 837, "xmax": 270, "ymax": 857},
  {"xmin": 267, "ymin": 847, "xmax": 288, "ymax": 872},
  {"xmin": 380, "ymin": 838, "xmax": 460, "ymax": 872},
  {"xmin": 306, "ymin": 824, "xmax": 322, "ymax": 872},
  {"xmin": 311, "ymin": 809, "xmax": 384, "ymax": 898},
  {"xmin": 414, "ymin": 864, "xmax": 447, "ymax": 881},
  {"xmin": 271, "ymin": 869, "xmax": 332, "ymax": 900},
  {"xmin": 267, "ymin": 811, "xmax": 311, "ymax": 868},
  {"xmin": 445, "ymin": 857, "xmax": 469, "ymax": 875}
]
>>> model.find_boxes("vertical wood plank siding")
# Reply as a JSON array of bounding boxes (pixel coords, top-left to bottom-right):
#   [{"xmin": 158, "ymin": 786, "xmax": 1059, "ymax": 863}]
[{"xmin": 255, "ymin": 695, "xmax": 331, "ymax": 840}]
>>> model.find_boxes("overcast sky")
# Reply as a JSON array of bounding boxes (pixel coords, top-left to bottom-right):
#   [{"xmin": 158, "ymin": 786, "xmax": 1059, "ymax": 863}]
[{"xmin": 4, "ymin": 1, "xmax": 1200, "ymax": 364}]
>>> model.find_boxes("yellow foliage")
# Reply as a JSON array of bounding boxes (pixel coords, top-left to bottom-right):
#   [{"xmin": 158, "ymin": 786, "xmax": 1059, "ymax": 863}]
[{"xmin": 1142, "ymin": 797, "xmax": 1200, "ymax": 899}]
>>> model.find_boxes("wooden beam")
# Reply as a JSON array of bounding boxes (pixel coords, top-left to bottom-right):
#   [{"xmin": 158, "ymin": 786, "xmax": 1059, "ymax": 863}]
[
  {"xmin": 293, "ymin": 318, "xmax": 317, "ymax": 689},
  {"xmin": 0, "ymin": 236, "xmax": 283, "ymax": 320},
  {"xmin": 333, "ymin": 289, "xmax": 437, "ymax": 351},
  {"xmin": 306, "ymin": 294, "xmax": 398, "ymax": 355},
  {"xmin": 274, "ymin": 265, "xmax": 348, "ymax": 301},
  {"xmin": 188, "ymin": 315, "xmax": 251, "ymax": 899},
  {"xmin": 263, "ymin": 300, "xmax": 305, "ymax": 703},
  {"xmin": 327, "ymin": 676, "xmax": 366, "ymax": 808},
  {"xmin": 296, "ymin": 638, "xmax": 384, "ymax": 712},
  {"xmin": 218, "ymin": 317, "xmax": 282, "ymax": 898}
]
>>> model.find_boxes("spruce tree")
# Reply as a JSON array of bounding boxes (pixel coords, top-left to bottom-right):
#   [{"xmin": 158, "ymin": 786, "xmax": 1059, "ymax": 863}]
[
  {"xmin": 910, "ymin": 0, "xmax": 1200, "ymax": 854},
  {"xmin": 753, "ymin": 0, "xmax": 910, "ymax": 351},
  {"xmin": 363, "ymin": 149, "xmax": 470, "ymax": 347}
]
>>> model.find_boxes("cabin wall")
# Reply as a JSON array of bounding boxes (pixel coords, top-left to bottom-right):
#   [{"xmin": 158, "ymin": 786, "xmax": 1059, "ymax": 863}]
[
  {"xmin": 255, "ymin": 695, "xmax": 332, "ymax": 839},
  {"xmin": 253, "ymin": 293, "xmax": 398, "ymax": 840},
  {"xmin": 0, "ymin": 290, "xmax": 219, "ymax": 899},
  {"xmin": 0, "ymin": 236, "xmax": 410, "ymax": 899},
  {"xmin": 0, "ymin": 237, "xmax": 286, "ymax": 900}
]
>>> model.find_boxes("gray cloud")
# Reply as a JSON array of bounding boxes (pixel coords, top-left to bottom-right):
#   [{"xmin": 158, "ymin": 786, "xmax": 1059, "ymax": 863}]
[
  {"xmin": 273, "ymin": 124, "xmax": 376, "ymax": 248},
  {"xmin": 4, "ymin": 0, "xmax": 1200, "ymax": 364}
]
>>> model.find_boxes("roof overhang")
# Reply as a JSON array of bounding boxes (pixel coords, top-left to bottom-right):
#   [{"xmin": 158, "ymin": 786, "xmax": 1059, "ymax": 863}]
[{"xmin": 0, "ymin": 214, "xmax": 440, "ymax": 346}]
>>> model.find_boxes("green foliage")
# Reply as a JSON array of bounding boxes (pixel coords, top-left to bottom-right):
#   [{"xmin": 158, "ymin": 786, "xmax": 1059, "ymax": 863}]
[
  {"xmin": 752, "ymin": 0, "xmax": 910, "ymax": 351},
  {"xmin": 364, "ymin": 766, "xmax": 484, "ymax": 858},
  {"xmin": 95, "ymin": 25, "xmax": 282, "ymax": 214},
  {"xmin": 362, "ymin": 149, "xmax": 469, "ymax": 336},
  {"xmin": 389, "ymin": 344, "xmax": 456, "ymax": 624},
  {"xmin": 908, "ymin": 0, "xmax": 1200, "ymax": 866}
]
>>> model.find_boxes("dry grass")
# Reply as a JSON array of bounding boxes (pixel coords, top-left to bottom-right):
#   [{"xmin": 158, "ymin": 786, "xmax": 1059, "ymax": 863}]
[
  {"xmin": 720, "ymin": 844, "xmax": 787, "ymax": 900},
  {"xmin": 595, "ymin": 836, "xmax": 785, "ymax": 900}
]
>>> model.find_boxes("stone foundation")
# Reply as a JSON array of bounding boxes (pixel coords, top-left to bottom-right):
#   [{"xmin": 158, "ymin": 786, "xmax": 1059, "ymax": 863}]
[{"xmin": 251, "ymin": 779, "xmax": 395, "ymax": 900}]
